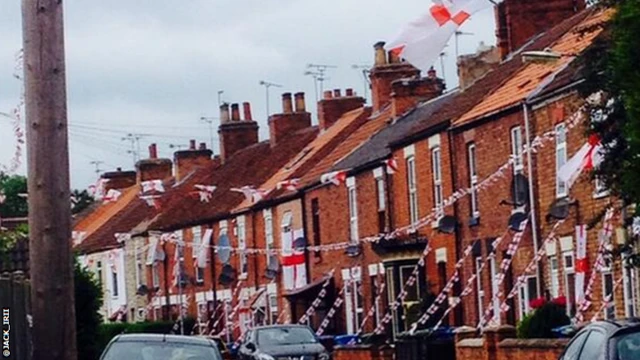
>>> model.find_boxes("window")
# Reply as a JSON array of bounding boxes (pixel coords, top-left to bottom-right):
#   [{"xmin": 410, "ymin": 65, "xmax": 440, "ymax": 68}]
[
  {"xmin": 347, "ymin": 177, "xmax": 359, "ymax": 243},
  {"xmin": 594, "ymin": 176, "xmax": 609, "ymax": 198},
  {"xmin": 601, "ymin": 256, "xmax": 615, "ymax": 319},
  {"xmin": 579, "ymin": 330, "xmax": 606, "ymax": 360},
  {"xmin": 563, "ymin": 251, "xmax": 576, "ymax": 316},
  {"xmin": 475, "ymin": 257, "xmax": 485, "ymax": 324},
  {"xmin": 310, "ymin": 200, "xmax": 321, "ymax": 258},
  {"xmin": 343, "ymin": 267, "xmax": 364, "ymax": 334},
  {"xmin": 196, "ymin": 267, "xmax": 204, "ymax": 284},
  {"xmin": 136, "ymin": 255, "xmax": 144, "ymax": 288},
  {"xmin": 511, "ymin": 126, "xmax": 524, "ymax": 173},
  {"xmin": 431, "ymin": 147, "xmax": 444, "ymax": 217},
  {"xmin": 468, "ymin": 143, "xmax": 479, "ymax": 218},
  {"xmin": 267, "ymin": 284, "xmax": 279, "ymax": 325},
  {"xmin": 549, "ymin": 256, "xmax": 560, "ymax": 298},
  {"xmin": 112, "ymin": 271, "xmax": 119, "ymax": 298},
  {"xmin": 152, "ymin": 263, "xmax": 160, "ymax": 288},
  {"xmin": 622, "ymin": 262, "xmax": 638, "ymax": 317},
  {"xmin": 264, "ymin": 209, "xmax": 276, "ymax": 266},
  {"xmin": 556, "ymin": 124, "xmax": 568, "ymax": 197},
  {"xmin": 560, "ymin": 331, "xmax": 588, "ymax": 360},
  {"xmin": 518, "ymin": 276, "xmax": 539, "ymax": 318},
  {"xmin": 236, "ymin": 216, "xmax": 248, "ymax": 279},
  {"xmin": 407, "ymin": 156, "xmax": 419, "ymax": 226},
  {"xmin": 369, "ymin": 266, "xmax": 384, "ymax": 328},
  {"xmin": 489, "ymin": 256, "xmax": 500, "ymax": 325},
  {"xmin": 374, "ymin": 168, "xmax": 387, "ymax": 233},
  {"xmin": 96, "ymin": 261, "xmax": 103, "ymax": 287},
  {"xmin": 192, "ymin": 226, "xmax": 202, "ymax": 259}
]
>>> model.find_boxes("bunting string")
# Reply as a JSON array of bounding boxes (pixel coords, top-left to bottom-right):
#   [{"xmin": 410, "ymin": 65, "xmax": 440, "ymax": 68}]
[
  {"xmin": 315, "ymin": 286, "xmax": 347, "ymax": 337},
  {"xmin": 1, "ymin": 49, "xmax": 25, "ymax": 174},
  {"xmin": 589, "ymin": 276, "xmax": 624, "ymax": 323}
]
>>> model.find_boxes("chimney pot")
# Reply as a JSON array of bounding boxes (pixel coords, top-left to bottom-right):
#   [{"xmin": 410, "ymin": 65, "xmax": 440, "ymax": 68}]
[
  {"xmin": 243, "ymin": 102, "xmax": 253, "ymax": 121},
  {"xmin": 333, "ymin": 89, "xmax": 342, "ymax": 98},
  {"xmin": 374, "ymin": 41, "xmax": 388, "ymax": 66},
  {"xmin": 294, "ymin": 92, "xmax": 306, "ymax": 113},
  {"xmin": 116, "ymin": 167, "xmax": 122, "ymax": 172},
  {"xmin": 189, "ymin": 140, "xmax": 196, "ymax": 150},
  {"xmin": 220, "ymin": 103, "xmax": 230, "ymax": 123},
  {"xmin": 323, "ymin": 90, "xmax": 333, "ymax": 100},
  {"xmin": 345, "ymin": 88, "xmax": 354, "ymax": 97},
  {"xmin": 231, "ymin": 103, "xmax": 241, "ymax": 121},
  {"xmin": 282, "ymin": 93, "xmax": 293, "ymax": 114},
  {"xmin": 428, "ymin": 67, "xmax": 437, "ymax": 79},
  {"xmin": 388, "ymin": 50, "xmax": 401, "ymax": 64},
  {"xmin": 199, "ymin": 142, "xmax": 207, "ymax": 150},
  {"xmin": 149, "ymin": 143, "xmax": 158, "ymax": 159}
]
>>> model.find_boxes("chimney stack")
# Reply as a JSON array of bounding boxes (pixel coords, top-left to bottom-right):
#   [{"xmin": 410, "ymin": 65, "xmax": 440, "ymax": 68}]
[
  {"xmin": 243, "ymin": 102, "xmax": 253, "ymax": 121},
  {"xmin": 317, "ymin": 88, "xmax": 366, "ymax": 131},
  {"xmin": 345, "ymin": 88, "xmax": 354, "ymax": 97},
  {"xmin": 174, "ymin": 140, "xmax": 213, "ymax": 181},
  {"xmin": 390, "ymin": 76, "xmax": 445, "ymax": 119},
  {"xmin": 136, "ymin": 143, "xmax": 172, "ymax": 183},
  {"xmin": 457, "ymin": 43, "xmax": 501, "ymax": 89},
  {"xmin": 495, "ymin": 0, "xmax": 586, "ymax": 59},
  {"xmin": 101, "ymin": 168, "xmax": 137, "ymax": 192},
  {"xmin": 294, "ymin": 92, "xmax": 306, "ymax": 113},
  {"xmin": 369, "ymin": 41, "xmax": 420, "ymax": 112},
  {"xmin": 268, "ymin": 92, "xmax": 312, "ymax": 147},
  {"xmin": 218, "ymin": 102, "xmax": 259, "ymax": 163},
  {"xmin": 231, "ymin": 103, "xmax": 241, "ymax": 121}
]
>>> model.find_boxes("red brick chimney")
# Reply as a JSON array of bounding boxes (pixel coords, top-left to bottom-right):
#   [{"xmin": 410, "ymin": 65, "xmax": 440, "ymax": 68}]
[
  {"xmin": 369, "ymin": 41, "xmax": 420, "ymax": 113},
  {"xmin": 101, "ymin": 167, "xmax": 137, "ymax": 192},
  {"xmin": 268, "ymin": 92, "xmax": 312, "ymax": 147},
  {"xmin": 317, "ymin": 88, "xmax": 366, "ymax": 131},
  {"xmin": 135, "ymin": 143, "xmax": 173, "ymax": 183},
  {"xmin": 390, "ymin": 68, "xmax": 445, "ymax": 118},
  {"xmin": 495, "ymin": 0, "xmax": 586, "ymax": 59},
  {"xmin": 174, "ymin": 140, "xmax": 214, "ymax": 182},
  {"xmin": 218, "ymin": 102, "xmax": 259, "ymax": 163}
]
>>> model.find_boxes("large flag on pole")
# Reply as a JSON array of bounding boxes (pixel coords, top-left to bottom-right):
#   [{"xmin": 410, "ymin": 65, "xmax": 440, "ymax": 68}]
[{"xmin": 385, "ymin": 0, "xmax": 493, "ymax": 73}]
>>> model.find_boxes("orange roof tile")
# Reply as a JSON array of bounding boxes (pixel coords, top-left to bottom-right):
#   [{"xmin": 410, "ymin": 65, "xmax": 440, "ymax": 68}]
[{"xmin": 454, "ymin": 9, "xmax": 611, "ymax": 127}]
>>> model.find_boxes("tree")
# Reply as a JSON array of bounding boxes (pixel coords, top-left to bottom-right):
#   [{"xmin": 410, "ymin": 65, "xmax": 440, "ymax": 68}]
[
  {"xmin": 0, "ymin": 173, "xmax": 28, "ymax": 218},
  {"xmin": 71, "ymin": 189, "xmax": 95, "ymax": 215},
  {"xmin": 74, "ymin": 257, "xmax": 103, "ymax": 360}
]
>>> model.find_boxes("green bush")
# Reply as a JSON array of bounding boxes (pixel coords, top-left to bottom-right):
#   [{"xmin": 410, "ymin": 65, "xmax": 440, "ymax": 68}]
[
  {"xmin": 517, "ymin": 300, "xmax": 570, "ymax": 339},
  {"xmin": 75, "ymin": 258, "xmax": 103, "ymax": 360}
]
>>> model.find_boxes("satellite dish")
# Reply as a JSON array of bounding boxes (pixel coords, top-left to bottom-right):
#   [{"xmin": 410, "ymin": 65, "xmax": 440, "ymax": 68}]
[
  {"xmin": 219, "ymin": 264, "xmax": 236, "ymax": 286},
  {"xmin": 548, "ymin": 198, "xmax": 571, "ymax": 220},
  {"xmin": 293, "ymin": 235, "xmax": 307, "ymax": 251},
  {"xmin": 508, "ymin": 211, "xmax": 529, "ymax": 232},
  {"xmin": 136, "ymin": 285, "xmax": 149, "ymax": 296},
  {"xmin": 511, "ymin": 174, "xmax": 530, "ymax": 207},
  {"xmin": 265, "ymin": 256, "xmax": 279, "ymax": 279},
  {"xmin": 218, "ymin": 234, "xmax": 231, "ymax": 264},
  {"xmin": 437, "ymin": 216, "xmax": 457, "ymax": 234},
  {"xmin": 346, "ymin": 244, "xmax": 362, "ymax": 257}
]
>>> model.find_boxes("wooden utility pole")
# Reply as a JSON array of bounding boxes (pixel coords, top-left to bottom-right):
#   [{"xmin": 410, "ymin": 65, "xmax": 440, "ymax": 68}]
[{"xmin": 22, "ymin": 1, "xmax": 77, "ymax": 360}]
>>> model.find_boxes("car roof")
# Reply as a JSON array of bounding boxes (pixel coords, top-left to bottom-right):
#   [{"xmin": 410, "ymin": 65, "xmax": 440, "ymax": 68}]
[
  {"xmin": 586, "ymin": 318, "xmax": 640, "ymax": 335},
  {"xmin": 112, "ymin": 333, "xmax": 216, "ymax": 346},
  {"xmin": 252, "ymin": 324, "xmax": 313, "ymax": 331}
]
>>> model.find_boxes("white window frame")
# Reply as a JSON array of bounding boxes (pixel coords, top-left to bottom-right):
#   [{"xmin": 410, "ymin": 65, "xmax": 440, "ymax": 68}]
[
  {"xmin": 511, "ymin": 126, "xmax": 524, "ymax": 174},
  {"xmin": 475, "ymin": 257, "xmax": 485, "ymax": 323},
  {"xmin": 518, "ymin": 276, "xmax": 539, "ymax": 319},
  {"xmin": 343, "ymin": 267, "xmax": 364, "ymax": 335},
  {"xmin": 267, "ymin": 284, "xmax": 278, "ymax": 325},
  {"xmin": 407, "ymin": 156, "xmax": 419, "ymax": 226},
  {"xmin": 374, "ymin": 168, "xmax": 386, "ymax": 212},
  {"xmin": 594, "ymin": 176, "xmax": 610, "ymax": 198},
  {"xmin": 431, "ymin": 146, "xmax": 444, "ymax": 218},
  {"xmin": 601, "ymin": 255, "xmax": 615, "ymax": 320},
  {"xmin": 622, "ymin": 262, "xmax": 638, "ymax": 318},
  {"xmin": 347, "ymin": 177, "xmax": 359, "ymax": 243},
  {"xmin": 556, "ymin": 124, "xmax": 568, "ymax": 198},
  {"xmin": 468, "ymin": 143, "xmax": 479, "ymax": 218},
  {"xmin": 237, "ymin": 216, "xmax": 248, "ymax": 279},
  {"xmin": 134, "ymin": 240, "xmax": 144, "ymax": 288},
  {"xmin": 111, "ymin": 269, "xmax": 119, "ymax": 298},
  {"xmin": 549, "ymin": 255, "xmax": 560, "ymax": 298},
  {"xmin": 152, "ymin": 262, "xmax": 160, "ymax": 288},
  {"xmin": 264, "ymin": 209, "xmax": 275, "ymax": 268},
  {"xmin": 489, "ymin": 256, "xmax": 501, "ymax": 325},
  {"xmin": 192, "ymin": 226, "xmax": 202, "ymax": 259}
]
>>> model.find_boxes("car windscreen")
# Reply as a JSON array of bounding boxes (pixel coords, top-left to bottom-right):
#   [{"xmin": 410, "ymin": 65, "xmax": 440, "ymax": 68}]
[
  {"xmin": 615, "ymin": 331, "xmax": 640, "ymax": 360},
  {"xmin": 256, "ymin": 327, "xmax": 318, "ymax": 346},
  {"xmin": 102, "ymin": 340, "xmax": 221, "ymax": 360}
]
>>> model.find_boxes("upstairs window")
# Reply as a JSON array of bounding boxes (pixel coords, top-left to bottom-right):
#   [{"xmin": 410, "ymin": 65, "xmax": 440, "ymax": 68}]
[
  {"xmin": 311, "ymin": 199, "xmax": 321, "ymax": 258},
  {"xmin": 468, "ymin": 143, "xmax": 479, "ymax": 218},
  {"xmin": 347, "ymin": 177, "xmax": 359, "ymax": 243},
  {"xmin": 511, "ymin": 126, "xmax": 524, "ymax": 174},
  {"xmin": 407, "ymin": 156, "xmax": 419, "ymax": 226},
  {"xmin": 431, "ymin": 146, "xmax": 444, "ymax": 217},
  {"xmin": 556, "ymin": 124, "xmax": 568, "ymax": 198},
  {"xmin": 374, "ymin": 168, "xmax": 387, "ymax": 233},
  {"xmin": 264, "ymin": 209, "xmax": 275, "ymax": 267},
  {"xmin": 236, "ymin": 216, "xmax": 248, "ymax": 279}
]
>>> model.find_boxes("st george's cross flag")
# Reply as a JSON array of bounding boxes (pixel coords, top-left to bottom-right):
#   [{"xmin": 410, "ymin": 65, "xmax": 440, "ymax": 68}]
[{"xmin": 385, "ymin": 0, "xmax": 493, "ymax": 73}]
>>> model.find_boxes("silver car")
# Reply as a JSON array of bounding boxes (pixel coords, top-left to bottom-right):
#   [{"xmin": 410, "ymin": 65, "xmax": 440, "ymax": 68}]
[{"xmin": 100, "ymin": 333, "xmax": 223, "ymax": 360}]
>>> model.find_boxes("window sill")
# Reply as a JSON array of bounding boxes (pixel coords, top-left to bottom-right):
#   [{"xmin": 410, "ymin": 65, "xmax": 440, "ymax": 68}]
[
  {"xmin": 195, "ymin": 280, "xmax": 205, "ymax": 287},
  {"xmin": 238, "ymin": 273, "xmax": 248, "ymax": 281},
  {"xmin": 593, "ymin": 191, "xmax": 610, "ymax": 200}
]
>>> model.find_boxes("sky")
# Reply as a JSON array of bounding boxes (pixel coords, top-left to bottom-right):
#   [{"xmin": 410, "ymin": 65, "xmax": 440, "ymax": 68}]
[{"xmin": 0, "ymin": 0, "xmax": 497, "ymax": 189}]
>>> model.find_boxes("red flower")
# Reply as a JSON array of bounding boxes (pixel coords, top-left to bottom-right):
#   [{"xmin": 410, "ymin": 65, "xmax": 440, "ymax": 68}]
[
  {"xmin": 552, "ymin": 296, "xmax": 567, "ymax": 307},
  {"xmin": 530, "ymin": 297, "xmax": 546, "ymax": 309}
]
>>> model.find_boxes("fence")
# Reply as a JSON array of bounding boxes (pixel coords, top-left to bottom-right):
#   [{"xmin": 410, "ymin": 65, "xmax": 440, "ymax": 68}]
[{"xmin": 0, "ymin": 271, "xmax": 32, "ymax": 360}]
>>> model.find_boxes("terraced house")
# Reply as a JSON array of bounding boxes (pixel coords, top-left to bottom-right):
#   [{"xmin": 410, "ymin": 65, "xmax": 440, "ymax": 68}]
[{"xmin": 72, "ymin": 0, "xmax": 639, "ymax": 345}]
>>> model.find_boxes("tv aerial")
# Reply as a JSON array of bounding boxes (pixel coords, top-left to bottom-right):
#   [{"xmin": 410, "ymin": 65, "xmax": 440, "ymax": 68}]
[
  {"xmin": 259, "ymin": 80, "xmax": 283, "ymax": 117},
  {"xmin": 305, "ymin": 63, "xmax": 337, "ymax": 102},
  {"xmin": 351, "ymin": 64, "xmax": 371, "ymax": 102}
]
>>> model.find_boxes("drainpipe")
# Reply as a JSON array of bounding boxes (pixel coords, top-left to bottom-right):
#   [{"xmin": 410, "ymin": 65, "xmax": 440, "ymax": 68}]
[
  {"xmin": 163, "ymin": 241, "xmax": 171, "ymax": 321},
  {"xmin": 210, "ymin": 225, "xmax": 218, "ymax": 326},
  {"xmin": 252, "ymin": 212, "xmax": 260, "ymax": 292},
  {"xmin": 447, "ymin": 129, "xmax": 464, "ymax": 326},
  {"xmin": 522, "ymin": 102, "xmax": 542, "ymax": 298}
]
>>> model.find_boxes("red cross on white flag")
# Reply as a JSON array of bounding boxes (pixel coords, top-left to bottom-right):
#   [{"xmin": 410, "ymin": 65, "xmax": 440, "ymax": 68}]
[{"xmin": 385, "ymin": 0, "xmax": 493, "ymax": 73}]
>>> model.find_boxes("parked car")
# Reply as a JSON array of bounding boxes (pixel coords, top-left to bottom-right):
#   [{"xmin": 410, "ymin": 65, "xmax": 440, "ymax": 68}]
[
  {"xmin": 100, "ymin": 333, "xmax": 223, "ymax": 360},
  {"xmin": 558, "ymin": 318, "xmax": 640, "ymax": 360},
  {"xmin": 198, "ymin": 335, "xmax": 233, "ymax": 360},
  {"xmin": 238, "ymin": 325, "xmax": 331, "ymax": 360}
]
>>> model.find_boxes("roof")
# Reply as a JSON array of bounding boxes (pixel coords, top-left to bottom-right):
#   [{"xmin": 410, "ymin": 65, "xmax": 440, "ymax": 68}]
[
  {"xmin": 335, "ymin": 91, "xmax": 458, "ymax": 170},
  {"xmin": 404, "ymin": 7, "xmax": 600, "ymax": 138},
  {"xmin": 231, "ymin": 107, "xmax": 373, "ymax": 211},
  {"xmin": 143, "ymin": 126, "xmax": 319, "ymax": 232},
  {"xmin": 453, "ymin": 8, "xmax": 611, "ymax": 127},
  {"xmin": 112, "ymin": 333, "xmax": 217, "ymax": 346}
]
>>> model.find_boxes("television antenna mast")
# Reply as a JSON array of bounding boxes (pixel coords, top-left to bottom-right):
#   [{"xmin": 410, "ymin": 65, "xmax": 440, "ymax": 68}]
[
  {"xmin": 121, "ymin": 133, "xmax": 145, "ymax": 165},
  {"xmin": 259, "ymin": 80, "xmax": 283, "ymax": 117},
  {"xmin": 305, "ymin": 64, "xmax": 337, "ymax": 102},
  {"xmin": 217, "ymin": 90, "xmax": 224, "ymax": 106},
  {"xmin": 455, "ymin": 31, "xmax": 474, "ymax": 59},
  {"xmin": 439, "ymin": 52, "xmax": 447, "ymax": 83},
  {"xmin": 89, "ymin": 160, "xmax": 104, "ymax": 176},
  {"xmin": 351, "ymin": 64, "xmax": 371, "ymax": 103},
  {"xmin": 199, "ymin": 116, "xmax": 219, "ymax": 150}
]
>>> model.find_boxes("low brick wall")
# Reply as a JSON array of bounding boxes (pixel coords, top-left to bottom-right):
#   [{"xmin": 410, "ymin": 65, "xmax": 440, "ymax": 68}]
[
  {"xmin": 455, "ymin": 326, "xmax": 569, "ymax": 360},
  {"xmin": 333, "ymin": 345, "xmax": 394, "ymax": 360}
]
